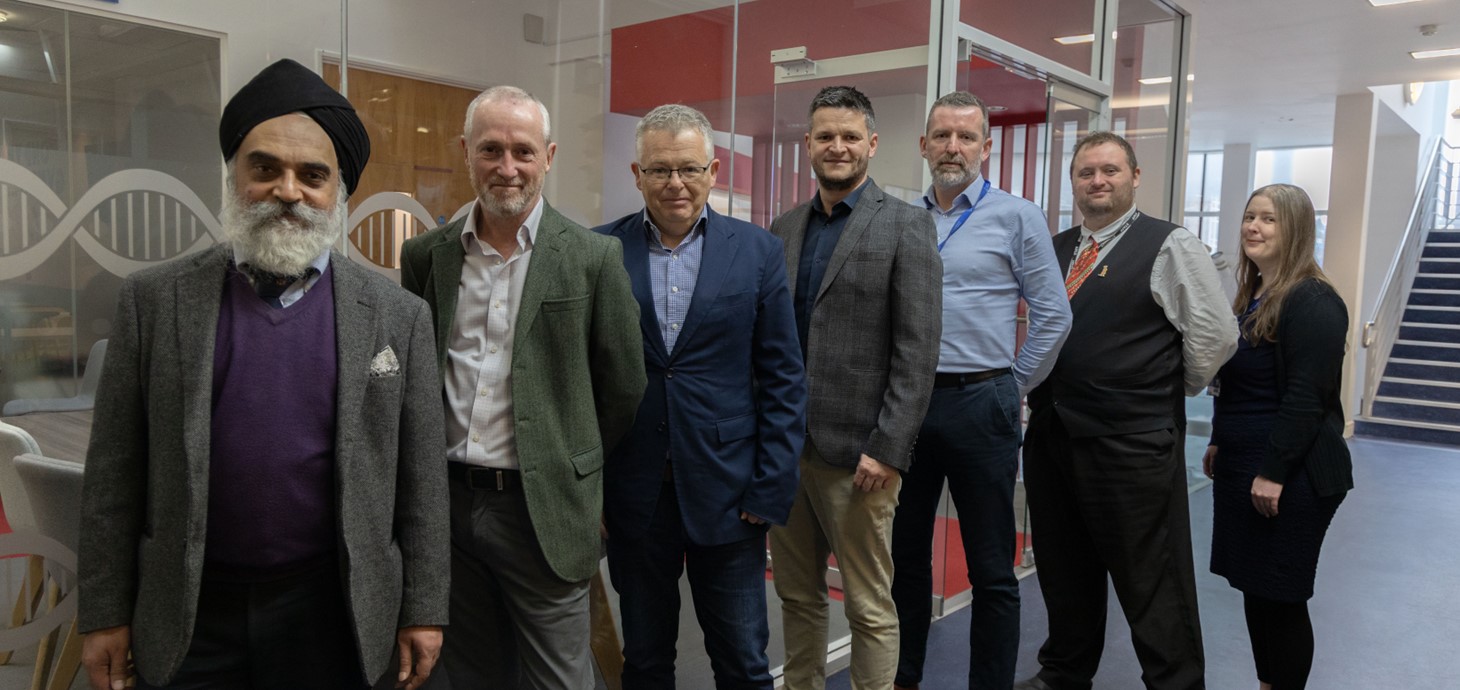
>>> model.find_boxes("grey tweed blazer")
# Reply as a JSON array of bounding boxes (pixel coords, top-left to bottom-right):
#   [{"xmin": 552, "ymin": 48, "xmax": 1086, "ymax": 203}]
[
  {"xmin": 77, "ymin": 244, "xmax": 449, "ymax": 686},
  {"xmin": 769, "ymin": 179, "xmax": 942, "ymax": 471}
]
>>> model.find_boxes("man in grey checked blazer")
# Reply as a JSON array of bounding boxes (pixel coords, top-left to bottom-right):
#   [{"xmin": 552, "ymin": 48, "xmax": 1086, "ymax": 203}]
[
  {"xmin": 77, "ymin": 60, "xmax": 447, "ymax": 690},
  {"xmin": 767, "ymin": 85, "xmax": 942, "ymax": 690}
]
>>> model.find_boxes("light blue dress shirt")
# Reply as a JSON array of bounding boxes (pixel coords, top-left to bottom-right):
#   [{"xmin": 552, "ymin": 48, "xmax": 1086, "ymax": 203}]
[
  {"xmin": 923, "ymin": 175, "xmax": 1071, "ymax": 394},
  {"xmin": 644, "ymin": 208, "xmax": 707, "ymax": 354}
]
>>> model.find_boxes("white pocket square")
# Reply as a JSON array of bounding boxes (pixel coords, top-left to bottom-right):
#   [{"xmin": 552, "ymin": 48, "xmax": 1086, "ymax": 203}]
[{"xmin": 369, "ymin": 346, "xmax": 401, "ymax": 378}]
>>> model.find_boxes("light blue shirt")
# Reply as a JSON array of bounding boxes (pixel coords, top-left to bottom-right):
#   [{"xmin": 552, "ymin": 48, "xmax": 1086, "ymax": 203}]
[
  {"xmin": 923, "ymin": 175, "xmax": 1071, "ymax": 394},
  {"xmin": 644, "ymin": 208, "xmax": 707, "ymax": 354}
]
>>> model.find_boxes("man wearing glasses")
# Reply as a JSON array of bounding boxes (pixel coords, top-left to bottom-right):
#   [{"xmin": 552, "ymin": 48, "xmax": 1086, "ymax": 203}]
[{"xmin": 594, "ymin": 104, "xmax": 806, "ymax": 689}]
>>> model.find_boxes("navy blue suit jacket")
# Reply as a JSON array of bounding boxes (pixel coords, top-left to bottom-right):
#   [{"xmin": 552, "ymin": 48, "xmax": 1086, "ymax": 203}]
[{"xmin": 595, "ymin": 208, "xmax": 807, "ymax": 547}]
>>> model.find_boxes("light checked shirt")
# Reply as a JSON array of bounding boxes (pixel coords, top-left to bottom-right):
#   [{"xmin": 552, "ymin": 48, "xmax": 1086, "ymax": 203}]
[
  {"xmin": 643, "ymin": 208, "xmax": 707, "ymax": 355},
  {"xmin": 444, "ymin": 197, "xmax": 543, "ymax": 469}
]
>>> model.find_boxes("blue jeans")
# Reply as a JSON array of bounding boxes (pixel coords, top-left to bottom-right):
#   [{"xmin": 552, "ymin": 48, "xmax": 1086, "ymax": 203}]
[
  {"xmin": 606, "ymin": 480, "xmax": 773, "ymax": 690},
  {"xmin": 891, "ymin": 374, "xmax": 1022, "ymax": 689}
]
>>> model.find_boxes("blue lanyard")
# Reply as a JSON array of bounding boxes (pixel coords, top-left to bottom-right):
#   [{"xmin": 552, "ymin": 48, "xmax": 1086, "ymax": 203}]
[{"xmin": 936, "ymin": 180, "xmax": 991, "ymax": 253}]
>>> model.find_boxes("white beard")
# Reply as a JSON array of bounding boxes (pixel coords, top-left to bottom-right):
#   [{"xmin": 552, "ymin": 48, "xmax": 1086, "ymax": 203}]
[{"xmin": 221, "ymin": 190, "xmax": 346, "ymax": 276}]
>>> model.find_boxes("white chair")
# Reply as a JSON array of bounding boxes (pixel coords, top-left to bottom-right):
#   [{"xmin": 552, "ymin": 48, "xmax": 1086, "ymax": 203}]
[
  {"xmin": 2, "ymin": 339, "xmax": 107, "ymax": 416},
  {"xmin": 0, "ymin": 421, "xmax": 42, "ymax": 667},
  {"xmin": 13, "ymin": 453, "xmax": 84, "ymax": 690}
]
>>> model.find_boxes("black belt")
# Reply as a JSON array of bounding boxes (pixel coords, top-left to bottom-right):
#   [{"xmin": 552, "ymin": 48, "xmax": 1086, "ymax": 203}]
[
  {"xmin": 933, "ymin": 368, "xmax": 1011, "ymax": 388},
  {"xmin": 448, "ymin": 462, "xmax": 522, "ymax": 491}
]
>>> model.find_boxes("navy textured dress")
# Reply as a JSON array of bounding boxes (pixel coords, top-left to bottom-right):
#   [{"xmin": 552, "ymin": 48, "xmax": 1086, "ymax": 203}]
[{"xmin": 1209, "ymin": 296, "xmax": 1345, "ymax": 602}]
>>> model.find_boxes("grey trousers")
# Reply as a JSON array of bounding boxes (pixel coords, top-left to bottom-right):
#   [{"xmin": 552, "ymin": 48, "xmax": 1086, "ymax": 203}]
[{"xmin": 438, "ymin": 475, "xmax": 594, "ymax": 690}]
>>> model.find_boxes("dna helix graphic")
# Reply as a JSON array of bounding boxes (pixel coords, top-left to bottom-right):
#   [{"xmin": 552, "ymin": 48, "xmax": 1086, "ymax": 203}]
[{"xmin": 0, "ymin": 158, "xmax": 466, "ymax": 281}]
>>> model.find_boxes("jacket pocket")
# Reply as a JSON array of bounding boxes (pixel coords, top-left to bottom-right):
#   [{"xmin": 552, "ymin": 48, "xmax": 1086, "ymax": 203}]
[
  {"xmin": 716, "ymin": 413, "xmax": 757, "ymax": 443},
  {"xmin": 570, "ymin": 445, "xmax": 604, "ymax": 476},
  {"xmin": 543, "ymin": 294, "xmax": 590, "ymax": 312}
]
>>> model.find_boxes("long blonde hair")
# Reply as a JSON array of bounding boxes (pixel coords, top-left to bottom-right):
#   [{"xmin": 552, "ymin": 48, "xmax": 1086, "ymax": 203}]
[{"xmin": 1233, "ymin": 183, "xmax": 1331, "ymax": 342}]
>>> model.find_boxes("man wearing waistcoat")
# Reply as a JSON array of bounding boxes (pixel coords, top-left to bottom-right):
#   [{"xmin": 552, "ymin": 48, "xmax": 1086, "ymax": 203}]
[
  {"xmin": 399, "ymin": 85, "xmax": 645, "ymax": 690},
  {"xmin": 767, "ymin": 85, "xmax": 942, "ymax": 690},
  {"xmin": 1016, "ymin": 132, "xmax": 1237, "ymax": 690},
  {"xmin": 78, "ymin": 59, "xmax": 448, "ymax": 690}
]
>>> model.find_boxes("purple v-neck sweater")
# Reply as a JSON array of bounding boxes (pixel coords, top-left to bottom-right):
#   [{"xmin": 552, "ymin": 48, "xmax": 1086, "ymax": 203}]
[{"xmin": 204, "ymin": 266, "xmax": 338, "ymax": 579}]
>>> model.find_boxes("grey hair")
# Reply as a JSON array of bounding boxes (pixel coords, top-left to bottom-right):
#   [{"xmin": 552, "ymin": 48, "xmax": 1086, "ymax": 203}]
[
  {"xmin": 635, "ymin": 104, "xmax": 715, "ymax": 162},
  {"xmin": 463, "ymin": 85, "xmax": 551, "ymax": 143},
  {"xmin": 928, "ymin": 91, "xmax": 990, "ymax": 139}
]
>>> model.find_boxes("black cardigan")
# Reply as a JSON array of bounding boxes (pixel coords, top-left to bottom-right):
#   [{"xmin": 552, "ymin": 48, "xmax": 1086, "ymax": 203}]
[{"xmin": 1216, "ymin": 278, "xmax": 1354, "ymax": 497}]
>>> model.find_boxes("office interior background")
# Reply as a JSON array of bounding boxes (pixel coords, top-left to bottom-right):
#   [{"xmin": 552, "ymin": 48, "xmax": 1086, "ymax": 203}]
[{"xmin": 0, "ymin": 0, "xmax": 1458, "ymax": 687}]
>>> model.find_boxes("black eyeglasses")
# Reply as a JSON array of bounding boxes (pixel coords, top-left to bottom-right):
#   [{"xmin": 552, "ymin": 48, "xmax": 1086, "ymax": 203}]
[{"xmin": 639, "ymin": 165, "xmax": 710, "ymax": 183}]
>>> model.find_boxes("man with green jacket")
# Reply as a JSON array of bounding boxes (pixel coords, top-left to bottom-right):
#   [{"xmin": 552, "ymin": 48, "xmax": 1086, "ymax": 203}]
[{"xmin": 400, "ymin": 85, "xmax": 645, "ymax": 690}]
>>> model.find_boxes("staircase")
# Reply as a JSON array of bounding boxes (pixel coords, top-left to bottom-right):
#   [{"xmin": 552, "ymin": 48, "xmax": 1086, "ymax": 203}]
[
  {"xmin": 1358, "ymin": 231, "xmax": 1460, "ymax": 445},
  {"xmin": 1357, "ymin": 139, "xmax": 1460, "ymax": 446}
]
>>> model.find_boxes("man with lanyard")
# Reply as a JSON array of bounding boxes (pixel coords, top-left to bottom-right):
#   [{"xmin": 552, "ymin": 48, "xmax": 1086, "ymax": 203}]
[
  {"xmin": 1017, "ymin": 131, "xmax": 1236, "ymax": 690},
  {"xmin": 890, "ymin": 91, "xmax": 1070, "ymax": 690}
]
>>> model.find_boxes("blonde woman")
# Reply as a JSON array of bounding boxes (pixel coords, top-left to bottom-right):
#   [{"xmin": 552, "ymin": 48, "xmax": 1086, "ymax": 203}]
[{"xmin": 1203, "ymin": 183, "xmax": 1353, "ymax": 690}]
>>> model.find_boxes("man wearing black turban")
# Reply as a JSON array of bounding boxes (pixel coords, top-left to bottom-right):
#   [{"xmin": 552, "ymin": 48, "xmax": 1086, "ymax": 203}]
[{"xmin": 76, "ymin": 58, "xmax": 448, "ymax": 690}]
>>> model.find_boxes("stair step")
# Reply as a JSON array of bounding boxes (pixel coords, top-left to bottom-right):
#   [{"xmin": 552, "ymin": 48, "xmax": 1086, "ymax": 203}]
[
  {"xmin": 1398, "ymin": 323, "xmax": 1460, "ymax": 342},
  {"xmin": 1414, "ymin": 275, "xmax": 1460, "ymax": 290},
  {"xmin": 1423, "ymin": 245, "xmax": 1460, "ymax": 259},
  {"xmin": 1354, "ymin": 418, "xmax": 1460, "ymax": 447},
  {"xmin": 1429, "ymin": 231, "xmax": 1460, "ymax": 244},
  {"xmin": 1372, "ymin": 398, "xmax": 1460, "ymax": 426},
  {"xmin": 1407, "ymin": 290, "xmax": 1460, "ymax": 307},
  {"xmin": 1403, "ymin": 306, "xmax": 1460, "ymax": 325},
  {"xmin": 1419, "ymin": 259, "xmax": 1460, "ymax": 275},
  {"xmin": 1384, "ymin": 359, "xmax": 1460, "ymax": 384},
  {"xmin": 1378, "ymin": 379, "xmax": 1460, "ymax": 404},
  {"xmin": 1391, "ymin": 341, "xmax": 1460, "ymax": 363}
]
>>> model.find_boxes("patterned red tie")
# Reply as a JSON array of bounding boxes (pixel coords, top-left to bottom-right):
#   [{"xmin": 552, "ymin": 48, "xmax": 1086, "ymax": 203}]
[{"xmin": 1065, "ymin": 238, "xmax": 1100, "ymax": 300}]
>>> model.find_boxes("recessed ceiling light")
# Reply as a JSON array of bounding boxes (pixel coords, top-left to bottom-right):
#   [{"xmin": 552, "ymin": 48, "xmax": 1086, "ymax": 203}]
[
  {"xmin": 1138, "ymin": 76, "xmax": 1173, "ymax": 85},
  {"xmin": 1368, "ymin": 0, "xmax": 1425, "ymax": 6},
  {"xmin": 1411, "ymin": 47, "xmax": 1460, "ymax": 59},
  {"xmin": 1054, "ymin": 34, "xmax": 1094, "ymax": 45}
]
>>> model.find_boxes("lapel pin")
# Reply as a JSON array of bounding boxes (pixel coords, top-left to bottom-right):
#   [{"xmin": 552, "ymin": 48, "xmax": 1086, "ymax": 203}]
[{"xmin": 1098, "ymin": 265, "xmax": 1109, "ymax": 277}]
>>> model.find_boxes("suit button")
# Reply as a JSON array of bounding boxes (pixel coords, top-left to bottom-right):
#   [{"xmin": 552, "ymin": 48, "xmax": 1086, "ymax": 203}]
[
  {"xmin": 657, "ymin": 422, "xmax": 667, "ymax": 433},
  {"xmin": 666, "ymin": 369, "xmax": 675, "ymax": 379}
]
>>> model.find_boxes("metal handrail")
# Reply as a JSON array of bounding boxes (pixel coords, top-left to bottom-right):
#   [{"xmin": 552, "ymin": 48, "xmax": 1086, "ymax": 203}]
[{"xmin": 1361, "ymin": 139, "xmax": 1459, "ymax": 417}]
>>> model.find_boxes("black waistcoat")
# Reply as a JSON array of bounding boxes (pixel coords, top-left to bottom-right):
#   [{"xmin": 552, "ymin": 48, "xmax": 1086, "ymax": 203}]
[{"xmin": 1027, "ymin": 212, "xmax": 1185, "ymax": 438}]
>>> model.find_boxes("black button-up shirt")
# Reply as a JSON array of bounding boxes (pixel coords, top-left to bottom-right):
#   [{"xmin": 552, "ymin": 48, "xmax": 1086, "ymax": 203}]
[{"xmin": 794, "ymin": 180, "xmax": 869, "ymax": 354}]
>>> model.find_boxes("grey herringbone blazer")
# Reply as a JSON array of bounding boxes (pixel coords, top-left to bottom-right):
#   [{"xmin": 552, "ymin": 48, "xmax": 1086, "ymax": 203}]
[
  {"xmin": 769, "ymin": 179, "xmax": 942, "ymax": 471},
  {"xmin": 77, "ymin": 244, "xmax": 449, "ymax": 686}
]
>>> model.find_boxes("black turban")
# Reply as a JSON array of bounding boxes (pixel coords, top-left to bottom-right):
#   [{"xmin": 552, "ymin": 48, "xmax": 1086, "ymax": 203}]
[{"xmin": 219, "ymin": 58, "xmax": 370, "ymax": 195}]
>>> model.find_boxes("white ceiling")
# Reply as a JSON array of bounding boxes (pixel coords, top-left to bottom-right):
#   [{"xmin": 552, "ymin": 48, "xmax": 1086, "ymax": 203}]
[{"xmin": 1183, "ymin": 0, "xmax": 1460, "ymax": 150}]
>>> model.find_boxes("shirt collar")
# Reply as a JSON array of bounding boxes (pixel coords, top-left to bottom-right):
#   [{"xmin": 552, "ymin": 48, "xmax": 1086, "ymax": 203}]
[
  {"xmin": 812, "ymin": 177, "xmax": 871, "ymax": 218},
  {"xmin": 921, "ymin": 173, "xmax": 985, "ymax": 212},
  {"xmin": 231, "ymin": 246, "xmax": 331, "ymax": 279},
  {"xmin": 642, "ymin": 206, "xmax": 709, "ymax": 250},
  {"xmin": 1080, "ymin": 204, "xmax": 1140, "ymax": 244},
  {"xmin": 460, "ymin": 195, "xmax": 544, "ymax": 254}
]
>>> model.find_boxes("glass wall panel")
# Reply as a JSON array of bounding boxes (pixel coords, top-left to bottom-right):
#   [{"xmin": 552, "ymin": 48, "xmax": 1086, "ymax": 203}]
[
  {"xmin": 1185, "ymin": 150, "xmax": 1223, "ymax": 248},
  {"xmin": 960, "ymin": 0, "xmax": 1100, "ymax": 76},
  {"xmin": 1112, "ymin": 0, "xmax": 1182, "ymax": 220},
  {"xmin": 0, "ymin": 0, "xmax": 221, "ymax": 406},
  {"xmin": 1256, "ymin": 146, "xmax": 1333, "ymax": 262}
]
